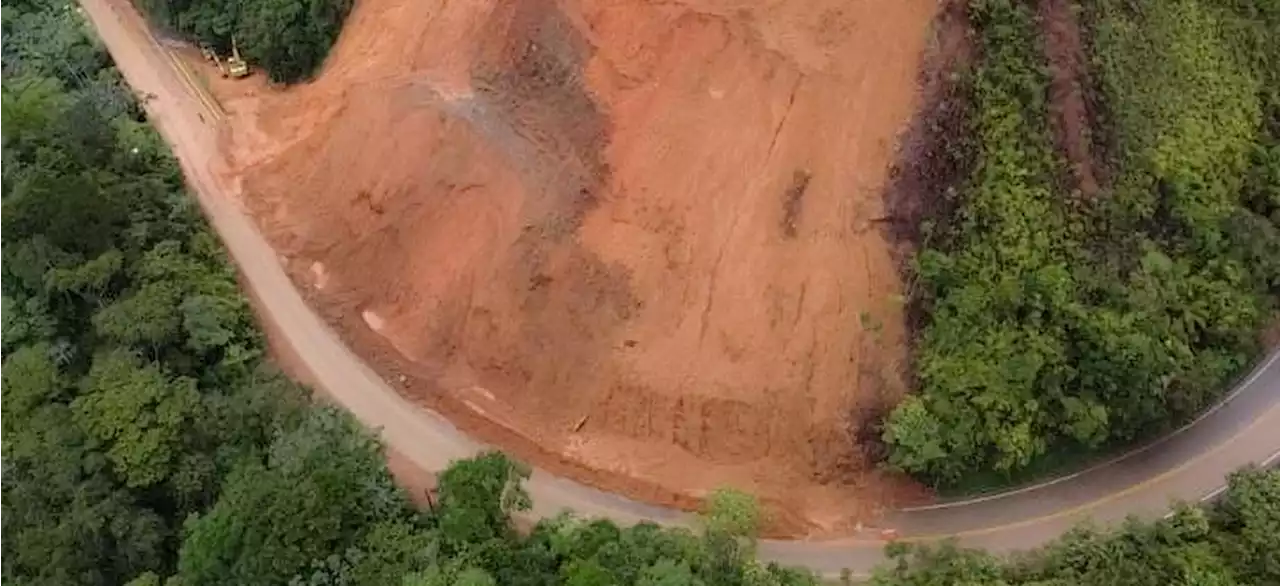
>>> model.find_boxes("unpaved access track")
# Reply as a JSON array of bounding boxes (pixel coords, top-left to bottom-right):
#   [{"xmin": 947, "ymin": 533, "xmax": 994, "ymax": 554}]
[{"xmin": 81, "ymin": 0, "xmax": 1280, "ymax": 577}]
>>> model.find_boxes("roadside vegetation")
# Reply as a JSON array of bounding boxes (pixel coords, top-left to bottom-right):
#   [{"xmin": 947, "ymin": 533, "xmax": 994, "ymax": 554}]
[
  {"xmin": 130, "ymin": 0, "xmax": 352, "ymax": 83},
  {"xmin": 884, "ymin": 0, "xmax": 1280, "ymax": 487},
  {"xmin": 870, "ymin": 468, "xmax": 1280, "ymax": 586}
]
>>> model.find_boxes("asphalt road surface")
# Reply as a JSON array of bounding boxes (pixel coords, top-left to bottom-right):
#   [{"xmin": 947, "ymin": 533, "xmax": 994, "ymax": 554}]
[{"xmin": 79, "ymin": 0, "xmax": 1280, "ymax": 577}]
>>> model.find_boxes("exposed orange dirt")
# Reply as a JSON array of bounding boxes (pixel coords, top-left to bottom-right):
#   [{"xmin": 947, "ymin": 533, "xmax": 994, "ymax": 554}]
[
  {"xmin": 197, "ymin": 0, "xmax": 939, "ymax": 535},
  {"xmin": 1039, "ymin": 0, "xmax": 1099, "ymax": 197}
]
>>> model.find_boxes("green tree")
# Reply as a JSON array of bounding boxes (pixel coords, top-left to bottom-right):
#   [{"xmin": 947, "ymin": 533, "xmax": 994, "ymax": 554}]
[
  {"xmin": 93, "ymin": 281, "xmax": 184, "ymax": 350},
  {"xmin": 176, "ymin": 407, "xmax": 405, "ymax": 586},
  {"xmin": 702, "ymin": 488, "xmax": 762, "ymax": 540},
  {"xmin": 2, "ymin": 342, "xmax": 66, "ymax": 423},
  {"xmin": 44, "ymin": 248, "xmax": 125, "ymax": 302},
  {"xmin": 2, "ymin": 294, "xmax": 57, "ymax": 351},
  {"xmin": 637, "ymin": 560, "xmax": 705, "ymax": 586},
  {"xmin": 73, "ymin": 351, "xmax": 201, "ymax": 487},
  {"xmin": 2, "ymin": 399, "xmax": 170, "ymax": 586},
  {"xmin": 435, "ymin": 452, "xmax": 531, "ymax": 547},
  {"xmin": 1210, "ymin": 468, "xmax": 1280, "ymax": 583},
  {"xmin": 181, "ymin": 294, "xmax": 240, "ymax": 352},
  {"xmin": 347, "ymin": 521, "xmax": 440, "ymax": 586},
  {"xmin": 125, "ymin": 572, "xmax": 164, "ymax": 586}
]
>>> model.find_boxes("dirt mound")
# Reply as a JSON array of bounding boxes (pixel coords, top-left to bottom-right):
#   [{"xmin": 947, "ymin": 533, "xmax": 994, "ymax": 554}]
[{"xmin": 211, "ymin": 0, "xmax": 937, "ymax": 534}]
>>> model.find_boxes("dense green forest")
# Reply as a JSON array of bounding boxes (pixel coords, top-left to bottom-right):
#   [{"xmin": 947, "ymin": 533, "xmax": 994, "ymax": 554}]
[
  {"xmin": 130, "ymin": 0, "xmax": 352, "ymax": 83},
  {"xmin": 883, "ymin": 0, "xmax": 1280, "ymax": 487}
]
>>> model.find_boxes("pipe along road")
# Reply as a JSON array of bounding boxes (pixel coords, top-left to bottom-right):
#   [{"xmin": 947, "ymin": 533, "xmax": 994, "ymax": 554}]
[{"xmin": 80, "ymin": 0, "xmax": 1280, "ymax": 577}]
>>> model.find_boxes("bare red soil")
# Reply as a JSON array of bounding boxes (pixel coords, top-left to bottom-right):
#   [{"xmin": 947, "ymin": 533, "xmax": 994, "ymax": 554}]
[
  {"xmin": 198, "ymin": 0, "xmax": 939, "ymax": 534},
  {"xmin": 1039, "ymin": 0, "xmax": 1100, "ymax": 197}
]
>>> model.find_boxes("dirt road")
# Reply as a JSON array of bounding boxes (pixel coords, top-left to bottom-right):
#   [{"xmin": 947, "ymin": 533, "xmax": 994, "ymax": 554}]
[{"xmin": 80, "ymin": 0, "xmax": 1280, "ymax": 577}]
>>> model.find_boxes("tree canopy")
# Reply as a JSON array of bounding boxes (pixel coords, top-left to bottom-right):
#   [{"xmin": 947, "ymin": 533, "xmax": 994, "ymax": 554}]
[
  {"xmin": 883, "ymin": 0, "xmax": 1280, "ymax": 488},
  {"xmin": 130, "ymin": 0, "xmax": 353, "ymax": 83}
]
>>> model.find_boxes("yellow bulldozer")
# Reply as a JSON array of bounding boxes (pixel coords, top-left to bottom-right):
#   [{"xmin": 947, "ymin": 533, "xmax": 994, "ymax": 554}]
[{"xmin": 201, "ymin": 38, "xmax": 250, "ymax": 79}]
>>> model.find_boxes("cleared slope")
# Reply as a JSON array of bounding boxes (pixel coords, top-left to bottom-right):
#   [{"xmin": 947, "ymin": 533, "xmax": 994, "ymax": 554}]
[{"xmin": 211, "ymin": 0, "xmax": 935, "ymax": 532}]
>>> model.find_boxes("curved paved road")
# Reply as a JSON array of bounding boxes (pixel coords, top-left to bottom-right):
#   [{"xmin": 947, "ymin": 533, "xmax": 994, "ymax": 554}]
[{"xmin": 80, "ymin": 0, "xmax": 1280, "ymax": 577}]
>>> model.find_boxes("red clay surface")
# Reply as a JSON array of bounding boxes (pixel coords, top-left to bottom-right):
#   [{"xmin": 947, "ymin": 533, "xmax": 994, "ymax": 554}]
[
  {"xmin": 187, "ymin": 0, "xmax": 938, "ymax": 534},
  {"xmin": 1039, "ymin": 0, "xmax": 1099, "ymax": 196}
]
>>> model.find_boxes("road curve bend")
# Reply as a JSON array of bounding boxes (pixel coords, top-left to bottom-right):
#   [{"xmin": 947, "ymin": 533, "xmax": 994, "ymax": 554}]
[{"xmin": 78, "ymin": 0, "xmax": 1280, "ymax": 577}]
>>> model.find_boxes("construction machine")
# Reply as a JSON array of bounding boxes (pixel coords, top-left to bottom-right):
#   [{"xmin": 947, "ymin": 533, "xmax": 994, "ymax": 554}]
[
  {"xmin": 200, "ymin": 39, "xmax": 249, "ymax": 79},
  {"xmin": 226, "ymin": 37, "xmax": 250, "ymax": 79}
]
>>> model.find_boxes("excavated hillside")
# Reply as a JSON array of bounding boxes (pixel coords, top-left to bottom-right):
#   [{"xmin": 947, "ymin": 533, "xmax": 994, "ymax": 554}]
[{"xmin": 211, "ymin": 0, "xmax": 937, "ymax": 533}]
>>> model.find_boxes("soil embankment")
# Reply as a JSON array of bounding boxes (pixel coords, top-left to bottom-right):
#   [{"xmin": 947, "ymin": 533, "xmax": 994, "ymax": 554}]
[
  {"xmin": 201, "ymin": 0, "xmax": 937, "ymax": 533},
  {"xmin": 1039, "ymin": 0, "xmax": 1100, "ymax": 196}
]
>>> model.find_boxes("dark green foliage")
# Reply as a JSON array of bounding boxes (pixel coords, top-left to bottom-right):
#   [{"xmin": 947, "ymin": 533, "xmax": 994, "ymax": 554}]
[
  {"xmin": 235, "ymin": 0, "xmax": 353, "ymax": 83},
  {"xmin": 436, "ymin": 451, "xmax": 532, "ymax": 547},
  {"xmin": 176, "ymin": 407, "xmax": 408, "ymax": 585},
  {"xmin": 885, "ymin": 0, "xmax": 1280, "ymax": 486},
  {"xmin": 74, "ymin": 351, "xmax": 202, "ymax": 488},
  {"xmin": 131, "ymin": 0, "xmax": 353, "ymax": 83},
  {"xmin": 1, "ymin": 3, "xmax": 316, "ymax": 582}
]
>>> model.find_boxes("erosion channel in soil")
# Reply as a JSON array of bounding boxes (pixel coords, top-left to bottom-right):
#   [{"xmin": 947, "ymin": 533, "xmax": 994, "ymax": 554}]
[{"xmin": 206, "ymin": 0, "xmax": 939, "ymax": 535}]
